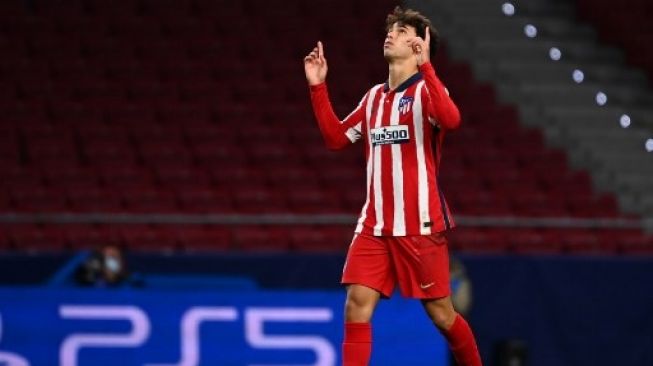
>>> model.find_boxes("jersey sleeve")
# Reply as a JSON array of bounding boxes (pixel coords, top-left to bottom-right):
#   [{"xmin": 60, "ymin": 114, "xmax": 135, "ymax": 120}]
[
  {"xmin": 419, "ymin": 62, "xmax": 461, "ymax": 130},
  {"xmin": 309, "ymin": 82, "xmax": 366, "ymax": 150}
]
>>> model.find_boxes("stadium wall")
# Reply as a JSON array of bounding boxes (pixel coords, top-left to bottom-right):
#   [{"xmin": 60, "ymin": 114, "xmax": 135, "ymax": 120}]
[{"xmin": 0, "ymin": 254, "xmax": 652, "ymax": 365}]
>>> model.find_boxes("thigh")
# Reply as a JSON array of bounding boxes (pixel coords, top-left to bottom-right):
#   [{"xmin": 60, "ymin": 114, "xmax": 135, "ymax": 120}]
[
  {"xmin": 390, "ymin": 233, "xmax": 450, "ymax": 299},
  {"xmin": 341, "ymin": 233, "xmax": 396, "ymax": 298}
]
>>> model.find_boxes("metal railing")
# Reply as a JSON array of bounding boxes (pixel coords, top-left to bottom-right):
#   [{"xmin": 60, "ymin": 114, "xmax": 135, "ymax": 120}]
[{"xmin": 0, "ymin": 212, "xmax": 646, "ymax": 230}]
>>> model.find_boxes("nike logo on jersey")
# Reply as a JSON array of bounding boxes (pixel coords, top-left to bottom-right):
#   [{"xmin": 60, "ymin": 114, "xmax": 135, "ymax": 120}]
[
  {"xmin": 419, "ymin": 282, "xmax": 435, "ymax": 289},
  {"xmin": 370, "ymin": 125, "xmax": 410, "ymax": 146}
]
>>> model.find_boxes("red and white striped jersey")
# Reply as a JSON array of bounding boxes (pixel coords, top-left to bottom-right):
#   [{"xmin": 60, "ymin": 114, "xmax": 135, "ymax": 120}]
[{"xmin": 310, "ymin": 62, "xmax": 460, "ymax": 236}]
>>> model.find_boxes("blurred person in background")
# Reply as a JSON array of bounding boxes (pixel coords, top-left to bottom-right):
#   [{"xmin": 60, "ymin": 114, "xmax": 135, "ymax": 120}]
[
  {"xmin": 304, "ymin": 6, "xmax": 482, "ymax": 366},
  {"xmin": 450, "ymin": 256, "xmax": 473, "ymax": 316},
  {"xmin": 75, "ymin": 245, "xmax": 129, "ymax": 287}
]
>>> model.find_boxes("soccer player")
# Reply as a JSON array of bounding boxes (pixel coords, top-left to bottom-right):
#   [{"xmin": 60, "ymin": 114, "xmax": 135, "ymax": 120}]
[{"xmin": 303, "ymin": 7, "xmax": 482, "ymax": 366}]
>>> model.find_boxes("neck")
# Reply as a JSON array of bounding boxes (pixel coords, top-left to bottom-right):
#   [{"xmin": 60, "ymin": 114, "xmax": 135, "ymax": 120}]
[{"xmin": 387, "ymin": 58, "xmax": 419, "ymax": 91}]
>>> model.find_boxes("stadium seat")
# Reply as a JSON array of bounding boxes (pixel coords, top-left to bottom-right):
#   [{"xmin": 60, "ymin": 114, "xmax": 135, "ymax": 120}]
[
  {"xmin": 118, "ymin": 224, "xmax": 177, "ymax": 252},
  {"xmin": 290, "ymin": 226, "xmax": 352, "ymax": 252},
  {"xmin": 173, "ymin": 226, "xmax": 232, "ymax": 252},
  {"xmin": 561, "ymin": 230, "xmax": 607, "ymax": 255},
  {"xmin": 232, "ymin": 187, "xmax": 288, "ymax": 213},
  {"xmin": 65, "ymin": 224, "xmax": 122, "ymax": 250},
  {"xmin": 232, "ymin": 226, "xmax": 291, "ymax": 252},
  {"xmin": 510, "ymin": 229, "xmax": 564, "ymax": 255},
  {"xmin": 0, "ymin": 0, "xmax": 646, "ymax": 254},
  {"xmin": 286, "ymin": 187, "xmax": 345, "ymax": 213},
  {"xmin": 8, "ymin": 224, "xmax": 66, "ymax": 252},
  {"xmin": 176, "ymin": 188, "xmax": 233, "ymax": 213},
  {"xmin": 97, "ymin": 163, "xmax": 154, "ymax": 188},
  {"xmin": 447, "ymin": 228, "xmax": 510, "ymax": 253},
  {"xmin": 11, "ymin": 187, "xmax": 68, "ymax": 212},
  {"xmin": 67, "ymin": 187, "xmax": 123, "ymax": 212},
  {"xmin": 121, "ymin": 187, "xmax": 179, "ymax": 213}
]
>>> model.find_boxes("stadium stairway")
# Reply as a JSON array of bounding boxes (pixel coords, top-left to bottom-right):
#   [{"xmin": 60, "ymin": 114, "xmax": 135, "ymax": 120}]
[
  {"xmin": 575, "ymin": 0, "xmax": 653, "ymax": 85},
  {"xmin": 573, "ymin": 0, "xmax": 653, "ymax": 225},
  {"xmin": 0, "ymin": 0, "xmax": 651, "ymax": 254},
  {"xmin": 408, "ymin": 0, "xmax": 653, "ymax": 230}
]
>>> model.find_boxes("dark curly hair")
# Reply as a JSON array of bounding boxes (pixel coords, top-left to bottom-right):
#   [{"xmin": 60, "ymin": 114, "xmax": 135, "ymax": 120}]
[{"xmin": 385, "ymin": 6, "xmax": 440, "ymax": 55}]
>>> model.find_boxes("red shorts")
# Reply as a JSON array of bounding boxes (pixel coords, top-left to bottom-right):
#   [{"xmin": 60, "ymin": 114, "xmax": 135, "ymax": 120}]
[{"xmin": 341, "ymin": 232, "xmax": 450, "ymax": 299}]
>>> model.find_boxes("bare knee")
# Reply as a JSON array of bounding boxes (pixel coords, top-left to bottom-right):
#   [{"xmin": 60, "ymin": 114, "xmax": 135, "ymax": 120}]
[
  {"xmin": 345, "ymin": 285, "xmax": 380, "ymax": 323},
  {"xmin": 422, "ymin": 297, "xmax": 457, "ymax": 331}
]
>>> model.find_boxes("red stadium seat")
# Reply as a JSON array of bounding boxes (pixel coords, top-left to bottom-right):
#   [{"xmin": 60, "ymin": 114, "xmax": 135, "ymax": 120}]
[
  {"xmin": 84, "ymin": 140, "xmax": 137, "ymax": 164},
  {"xmin": 11, "ymin": 187, "xmax": 68, "ymax": 212},
  {"xmin": 510, "ymin": 229, "xmax": 563, "ymax": 254},
  {"xmin": 67, "ymin": 187, "xmax": 123, "ymax": 212},
  {"xmin": 173, "ymin": 227, "xmax": 232, "ymax": 252},
  {"xmin": 157, "ymin": 103, "xmax": 213, "ymax": 124},
  {"xmin": 290, "ymin": 226, "xmax": 351, "ymax": 252},
  {"xmin": 232, "ymin": 226, "xmax": 291, "ymax": 251},
  {"xmin": 0, "ymin": 191, "xmax": 13, "ymax": 212},
  {"xmin": 121, "ymin": 187, "xmax": 179, "ymax": 213},
  {"xmin": 126, "ymin": 80, "xmax": 179, "ymax": 105},
  {"xmin": 0, "ymin": 228, "xmax": 10, "ymax": 250},
  {"xmin": 593, "ymin": 228, "xmax": 648, "ymax": 253},
  {"xmin": 64, "ymin": 224, "xmax": 122, "ymax": 250},
  {"xmin": 267, "ymin": 166, "xmax": 321, "ymax": 188},
  {"xmin": 28, "ymin": 140, "xmax": 79, "ymax": 165},
  {"xmin": 41, "ymin": 164, "xmax": 99, "ymax": 189},
  {"xmin": 153, "ymin": 164, "xmax": 211, "ymax": 189},
  {"xmin": 447, "ymin": 228, "xmax": 510, "ymax": 253},
  {"xmin": 561, "ymin": 230, "xmax": 606, "ymax": 255},
  {"xmin": 286, "ymin": 187, "xmax": 345, "ymax": 213},
  {"xmin": 177, "ymin": 188, "xmax": 233, "ymax": 213},
  {"xmin": 232, "ymin": 187, "xmax": 288, "ymax": 213},
  {"xmin": 8, "ymin": 225, "xmax": 66, "ymax": 252},
  {"xmin": 0, "ymin": 0, "xmax": 644, "ymax": 255},
  {"xmin": 2, "ymin": 166, "xmax": 45, "ymax": 190},
  {"xmin": 209, "ymin": 165, "xmax": 267, "ymax": 188},
  {"xmin": 118, "ymin": 225, "xmax": 177, "ymax": 252},
  {"xmin": 85, "ymin": 0, "xmax": 139, "ymax": 17},
  {"xmin": 577, "ymin": 0, "xmax": 653, "ymax": 83},
  {"xmin": 141, "ymin": 0, "xmax": 193, "ymax": 17},
  {"xmin": 97, "ymin": 163, "xmax": 154, "ymax": 188},
  {"xmin": 0, "ymin": 1, "xmax": 30, "ymax": 16}
]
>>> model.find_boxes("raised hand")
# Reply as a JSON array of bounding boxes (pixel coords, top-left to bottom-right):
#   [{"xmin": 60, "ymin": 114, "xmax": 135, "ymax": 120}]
[
  {"xmin": 303, "ymin": 41, "xmax": 328, "ymax": 86},
  {"xmin": 407, "ymin": 26, "xmax": 430, "ymax": 66}
]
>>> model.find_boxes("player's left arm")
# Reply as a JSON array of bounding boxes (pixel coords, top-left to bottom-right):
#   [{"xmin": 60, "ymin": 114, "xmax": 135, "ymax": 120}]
[{"xmin": 408, "ymin": 27, "xmax": 461, "ymax": 130}]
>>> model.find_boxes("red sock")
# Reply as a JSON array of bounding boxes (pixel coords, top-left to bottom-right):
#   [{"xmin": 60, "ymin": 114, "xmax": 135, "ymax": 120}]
[
  {"xmin": 342, "ymin": 322, "xmax": 372, "ymax": 366},
  {"xmin": 442, "ymin": 314, "xmax": 482, "ymax": 366}
]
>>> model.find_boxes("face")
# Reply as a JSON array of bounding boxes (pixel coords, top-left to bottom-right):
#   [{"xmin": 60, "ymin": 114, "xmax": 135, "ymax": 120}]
[
  {"xmin": 383, "ymin": 22, "xmax": 418, "ymax": 62},
  {"xmin": 102, "ymin": 246, "xmax": 124, "ymax": 280}
]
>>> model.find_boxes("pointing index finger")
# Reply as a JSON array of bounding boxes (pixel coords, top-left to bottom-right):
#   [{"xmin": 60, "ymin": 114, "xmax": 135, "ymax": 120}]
[
  {"xmin": 318, "ymin": 41, "xmax": 324, "ymax": 59},
  {"xmin": 424, "ymin": 26, "xmax": 430, "ymax": 44}
]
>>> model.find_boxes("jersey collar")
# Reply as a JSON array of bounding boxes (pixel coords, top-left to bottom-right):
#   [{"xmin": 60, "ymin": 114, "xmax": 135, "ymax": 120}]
[{"xmin": 383, "ymin": 72, "xmax": 423, "ymax": 93}]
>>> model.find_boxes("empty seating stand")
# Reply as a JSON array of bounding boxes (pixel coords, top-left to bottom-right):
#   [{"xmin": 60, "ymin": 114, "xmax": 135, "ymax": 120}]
[
  {"xmin": 576, "ymin": 0, "xmax": 653, "ymax": 83},
  {"xmin": 0, "ymin": 0, "xmax": 650, "ymax": 254}
]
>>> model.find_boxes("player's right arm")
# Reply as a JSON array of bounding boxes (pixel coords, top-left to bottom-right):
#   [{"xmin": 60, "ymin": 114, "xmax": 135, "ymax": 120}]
[{"xmin": 304, "ymin": 41, "xmax": 365, "ymax": 150}]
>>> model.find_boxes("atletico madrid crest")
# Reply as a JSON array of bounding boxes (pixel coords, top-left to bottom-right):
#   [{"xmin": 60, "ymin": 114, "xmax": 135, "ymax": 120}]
[{"xmin": 398, "ymin": 96, "xmax": 414, "ymax": 115}]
